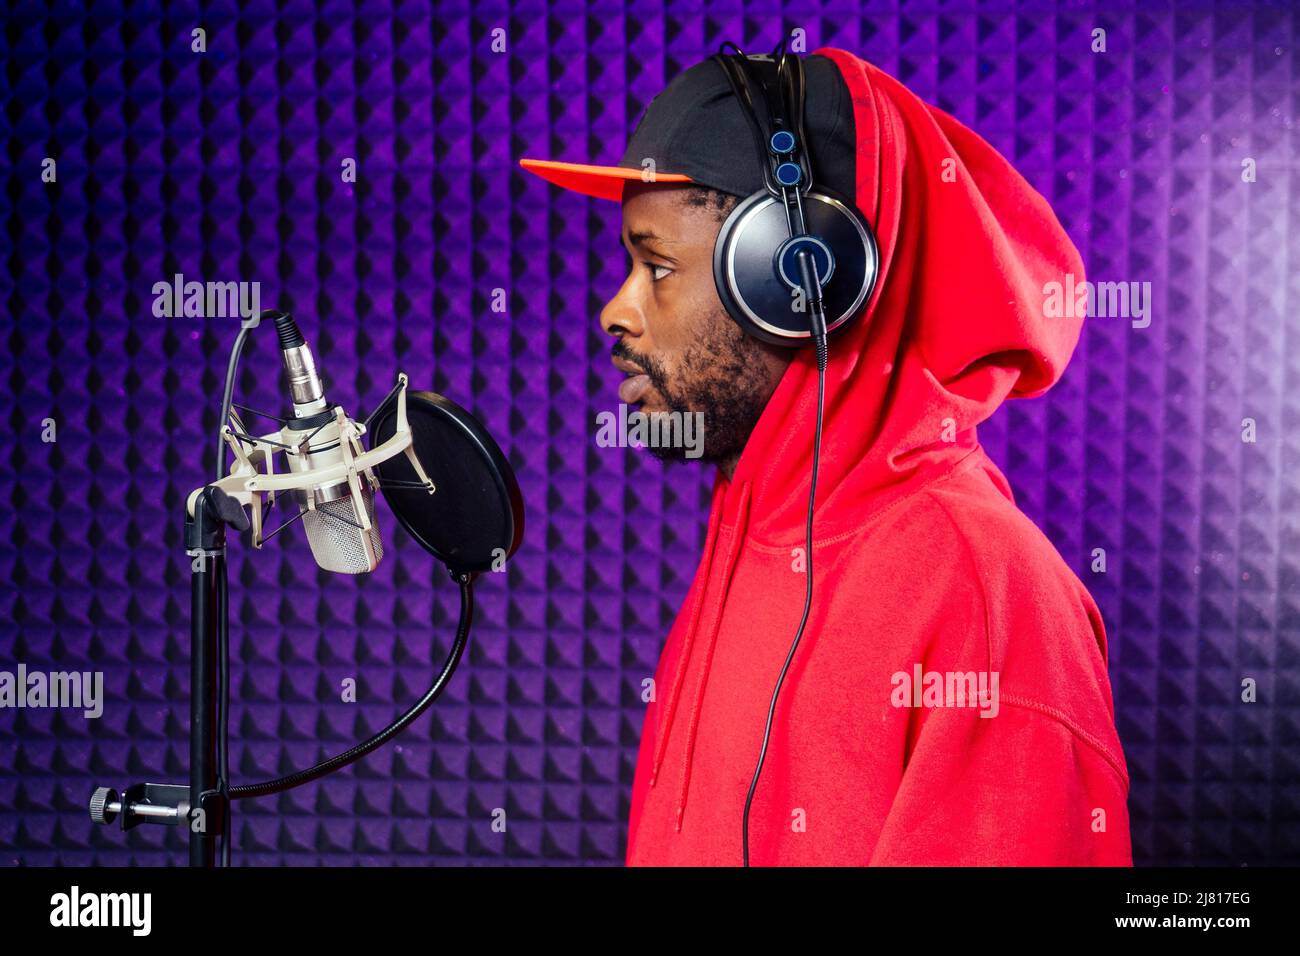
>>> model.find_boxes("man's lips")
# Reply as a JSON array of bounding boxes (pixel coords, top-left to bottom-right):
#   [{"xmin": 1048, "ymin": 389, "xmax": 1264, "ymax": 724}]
[
  {"xmin": 618, "ymin": 373, "xmax": 651, "ymax": 405},
  {"xmin": 612, "ymin": 355, "xmax": 653, "ymax": 405}
]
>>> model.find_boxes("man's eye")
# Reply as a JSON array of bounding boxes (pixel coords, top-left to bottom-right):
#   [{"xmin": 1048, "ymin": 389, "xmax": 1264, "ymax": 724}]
[{"xmin": 644, "ymin": 262, "xmax": 673, "ymax": 282}]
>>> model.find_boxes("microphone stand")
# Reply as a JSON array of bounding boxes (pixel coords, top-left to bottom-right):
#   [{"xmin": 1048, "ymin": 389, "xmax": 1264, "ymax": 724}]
[
  {"xmin": 87, "ymin": 315, "xmax": 474, "ymax": 867},
  {"xmin": 90, "ymin": 483, "xmax": 477, "ymax": 866}
]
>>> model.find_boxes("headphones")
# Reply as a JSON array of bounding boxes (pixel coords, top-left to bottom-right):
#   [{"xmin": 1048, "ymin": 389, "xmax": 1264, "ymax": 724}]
[
  {"xmin": 710, "ymin": 41, "xmax": 879, "ymax": 348},
  {"xmin": 709, "ymin": 40, "xmax": 881, "ymax": 867}
]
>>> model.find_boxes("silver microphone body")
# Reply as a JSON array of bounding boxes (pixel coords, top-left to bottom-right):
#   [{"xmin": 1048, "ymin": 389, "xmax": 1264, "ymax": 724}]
[{"xmin": 275, "ymin": 313, "xmax": 383, "ymax": 574}]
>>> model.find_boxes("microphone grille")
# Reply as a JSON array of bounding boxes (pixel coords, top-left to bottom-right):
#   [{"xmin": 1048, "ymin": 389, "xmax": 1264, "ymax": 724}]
[{"xmin": 301, "ymin": 485, "xmax": 384, "ymax": 574}]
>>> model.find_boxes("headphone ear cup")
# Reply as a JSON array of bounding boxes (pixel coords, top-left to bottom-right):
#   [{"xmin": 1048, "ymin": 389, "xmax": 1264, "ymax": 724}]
[{"xmin": 713, "ymin": 188, "xmax": 880, "ymax": 348}]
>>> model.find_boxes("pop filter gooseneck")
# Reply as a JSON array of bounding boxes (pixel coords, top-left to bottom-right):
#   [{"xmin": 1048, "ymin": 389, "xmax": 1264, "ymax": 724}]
[{"xmin": 229, "ymin": 574, "xmax": 475, "ymax": 801}]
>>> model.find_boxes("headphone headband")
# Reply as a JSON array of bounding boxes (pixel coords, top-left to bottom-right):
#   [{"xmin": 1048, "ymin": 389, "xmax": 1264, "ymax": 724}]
[{"xmin": 712, "ymin": 41, "xmax": 813, "ymax": 201}]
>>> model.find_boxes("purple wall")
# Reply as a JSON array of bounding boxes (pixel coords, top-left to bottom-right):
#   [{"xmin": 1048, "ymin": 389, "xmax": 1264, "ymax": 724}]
[{"xmin": 1, "ymin": 0, "xmax": 1296, "ymax": 865}]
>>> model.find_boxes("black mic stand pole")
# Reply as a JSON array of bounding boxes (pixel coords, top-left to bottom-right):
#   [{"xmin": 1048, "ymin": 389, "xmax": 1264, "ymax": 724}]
[{"xmin": 184, "ymin": 486, "xmax": 246, "ymax": 867}]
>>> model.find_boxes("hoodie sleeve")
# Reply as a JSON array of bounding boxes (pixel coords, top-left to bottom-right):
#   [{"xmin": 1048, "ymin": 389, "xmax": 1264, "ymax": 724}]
[{"xmin": 867, "ymin": 700, "xmax": 1133, "ymax": 865}]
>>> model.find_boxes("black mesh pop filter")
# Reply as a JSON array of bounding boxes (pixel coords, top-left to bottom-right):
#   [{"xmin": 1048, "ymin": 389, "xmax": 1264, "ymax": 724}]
[{"xmin": 366, "ymin": 390, "xmax": 524, "ymax": 576}]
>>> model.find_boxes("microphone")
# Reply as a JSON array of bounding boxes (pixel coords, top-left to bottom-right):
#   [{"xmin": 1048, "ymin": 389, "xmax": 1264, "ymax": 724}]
[{"xmin": 273, "ymin": 313, "xmax": 383, "ymax": 574}]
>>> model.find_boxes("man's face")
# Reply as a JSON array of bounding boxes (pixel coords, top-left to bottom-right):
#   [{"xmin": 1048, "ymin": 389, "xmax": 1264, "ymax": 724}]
[{"xmin": 600, "ymin": 182, "xmax": 792, "ymax": 468}]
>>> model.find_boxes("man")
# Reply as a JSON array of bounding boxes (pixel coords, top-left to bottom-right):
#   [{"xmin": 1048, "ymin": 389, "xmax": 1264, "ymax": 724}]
[{"xmin": 521, "ymin": 46, "xmax": 1132, "ymax": 865}]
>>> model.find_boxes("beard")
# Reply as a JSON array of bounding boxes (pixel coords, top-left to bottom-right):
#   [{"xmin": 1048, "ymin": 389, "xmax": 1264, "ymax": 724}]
[{"xmin": 612, "ymin": 308, "xmax": 782, "ymax": 466}]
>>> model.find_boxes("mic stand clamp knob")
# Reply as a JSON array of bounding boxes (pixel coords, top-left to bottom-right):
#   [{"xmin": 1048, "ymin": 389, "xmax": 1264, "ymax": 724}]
[{"xmin": 87, "ymin": 782, "xmax": 192, "ymax": 832}]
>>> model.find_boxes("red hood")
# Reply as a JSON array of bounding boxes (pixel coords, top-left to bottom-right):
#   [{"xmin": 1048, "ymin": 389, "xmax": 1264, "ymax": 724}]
[{"xmin": 720, "ymin": 46, "xmax": 1085, "ymax": 540}]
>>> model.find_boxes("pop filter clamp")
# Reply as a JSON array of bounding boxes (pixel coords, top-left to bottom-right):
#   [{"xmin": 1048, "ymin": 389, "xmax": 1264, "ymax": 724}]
[{"xmin": 86, "ymin": 311, "xmax": 523, "ymax": 867}]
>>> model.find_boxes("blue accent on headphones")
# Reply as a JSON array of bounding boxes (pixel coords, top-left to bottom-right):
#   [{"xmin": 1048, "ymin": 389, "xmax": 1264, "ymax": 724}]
[
  {"xmin": 769, "ymin": 130, "xmax": 796, "ymax": 154},
  {"xmin": 775, "ymin": 161, "xmax": 802, "ymax": 186},
  {"xmin": 776, "ymin": 235, "xmax": 835, "ymax": 290}
]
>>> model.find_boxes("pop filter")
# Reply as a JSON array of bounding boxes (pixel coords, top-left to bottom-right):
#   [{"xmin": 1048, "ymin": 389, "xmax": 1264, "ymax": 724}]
[{"xmin": 365, "ymin": 390, "xmax": 524, "ymax": 576}]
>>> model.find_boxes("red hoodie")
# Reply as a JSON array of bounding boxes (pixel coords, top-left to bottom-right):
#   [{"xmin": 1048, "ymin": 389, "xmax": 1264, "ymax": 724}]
[{"xmin": 624, "ymin": 48, "xmax": 1132, "ymax": 866}]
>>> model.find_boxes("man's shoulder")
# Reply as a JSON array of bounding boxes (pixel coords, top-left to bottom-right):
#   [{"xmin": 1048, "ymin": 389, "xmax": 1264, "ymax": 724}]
[
  {"xmin": 866, "ymin": 464, "xmax": 1079, "ymax": 586},
  {"xmin": 841, "ymin": 462, "xmax": 1106, "ymax": 661}
]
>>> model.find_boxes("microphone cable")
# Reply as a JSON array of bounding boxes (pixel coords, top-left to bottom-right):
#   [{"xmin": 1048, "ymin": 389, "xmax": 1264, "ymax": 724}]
[
  {"xmin": 209, "ymin": 309, "xmax": 280, "ymax": 864},
  {"xmin": 212, "ymin": 316, "xmax": 260, "ymax": 865}
]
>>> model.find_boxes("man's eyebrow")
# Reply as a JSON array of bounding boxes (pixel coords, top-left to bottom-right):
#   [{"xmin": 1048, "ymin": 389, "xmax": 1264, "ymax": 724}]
[
  {"xmin": 622, "ymin": 229, "xmax": 679, "ymax": 264},
  {"xmin": 624, "ymin": 228, "xmax": 677, "ymax": 247}
]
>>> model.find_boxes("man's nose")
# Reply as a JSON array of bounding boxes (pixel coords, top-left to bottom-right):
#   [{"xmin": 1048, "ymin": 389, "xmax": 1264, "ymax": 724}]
[{"xmin": 599, "ymin": 272, "xmax": 645, "ymax": 339}]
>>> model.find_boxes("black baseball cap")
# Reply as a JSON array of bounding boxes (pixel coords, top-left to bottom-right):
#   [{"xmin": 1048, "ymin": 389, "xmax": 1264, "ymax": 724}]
[{"xmin": 519, "ymin": 52, "xmax": 857, "ymax": 202}]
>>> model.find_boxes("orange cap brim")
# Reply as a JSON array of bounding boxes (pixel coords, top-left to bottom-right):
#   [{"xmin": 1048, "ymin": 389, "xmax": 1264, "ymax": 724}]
[{"xmin": 519, "ymin": 158, "xmax": 693, "ymax": 202}]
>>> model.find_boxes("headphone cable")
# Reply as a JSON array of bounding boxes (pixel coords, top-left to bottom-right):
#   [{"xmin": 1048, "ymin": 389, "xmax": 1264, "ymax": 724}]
[{"xmin": 742, "ymin": 285, "xmax": 829, "ymax": 866}]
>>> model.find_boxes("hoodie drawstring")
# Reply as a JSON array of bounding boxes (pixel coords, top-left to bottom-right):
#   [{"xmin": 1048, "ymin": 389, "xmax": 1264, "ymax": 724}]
[
  {"xmin": 673, "ymin": 482, "xmax": 752, "ymax": 831},
  {"xmin": 649, "ymin": 489, "xmax": 724, "ymax": 788}
]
